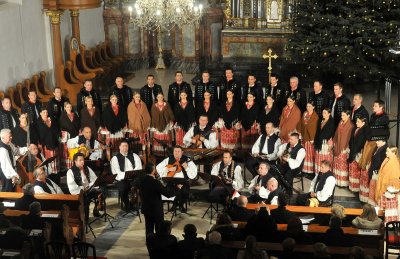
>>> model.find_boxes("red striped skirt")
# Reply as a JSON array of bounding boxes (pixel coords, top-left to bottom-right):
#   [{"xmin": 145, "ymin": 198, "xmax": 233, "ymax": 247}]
[
  {"xmin": 128, "ymin": 131, "xmax": 148, "ymax": 145},
  {"xmin": 42, "ymin": 146, "xmax": 58, "ymax": 174},
  {"xmin": 349, "ymin": 157, "xmax": 361, "ymax": 192},
  {"xmin": 174, "ymin": 128, "xmax": 186, "ymax": 147},
  {"xmin": 220, "ymin": 127, "xmax": 239, "ymax": 149},
  {"xmin": 359, "ymin": 167, "xmax": 370, "ymax": 203},
  {"xmin": 368, "ymin": 172, "xmax": 378, "ymax": 206},
  {"xmin": 303, "ymin": 141, "xmax": 315, "ymax": 174},
  {"xmin": 240, "ymin": 124, "xmax": 259, "ymax": 151},
  {"xmin": 379, "ymin": 194, "xmax": 400, "ymax": 224},
  {"xmin": 60, "ymin": 131, "xmax": 73, "ymax": 170},
  {"xmin": 314, "ymin": 139, "xmax": 333, "ymax": 173},
  {"xmin": 99, "ymin": 129, "xmax": 124, "ymax": 154},
  {"xmin": 333, "ymin": 151, "xmax": 349, "ymax": 187},
  {"xmin": 152, "ymin": 131, "xmax": 172, "ymax": 155}
]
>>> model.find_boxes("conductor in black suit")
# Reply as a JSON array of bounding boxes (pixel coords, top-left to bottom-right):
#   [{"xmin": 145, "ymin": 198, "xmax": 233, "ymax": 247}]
[{"xmin": 139, "ymin": 162, "xmax": 180, "ymax": 237}]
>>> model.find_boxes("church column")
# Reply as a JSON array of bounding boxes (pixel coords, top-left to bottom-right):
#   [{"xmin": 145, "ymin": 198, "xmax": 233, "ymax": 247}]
[
  {"xmin": 70, "ymin": 9, "xmax": 80, "ymax": 42},
  {"xmin": 46, "ymin": 10, "xmax": 64, "ymax": 89}
]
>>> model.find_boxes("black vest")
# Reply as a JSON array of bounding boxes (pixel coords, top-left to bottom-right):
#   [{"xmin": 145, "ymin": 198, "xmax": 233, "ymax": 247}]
[
  {"xmin": 77, "ymin": 135, "xmax": 95, "ymax": 148},
  {"xmin": 218, "ymin": 161, "xmax": 237, "ymax": 180},
  {"xmin": 116, "ymin": 153, "xmax": 136, "ymax": 172},
  {"xmin": 193, "ymin": 125, "xmax": 212, "ymax": 139},
  {"xmin": 314, "ymin": 171, "xmax": 334, "ymax": 193},
  {"xmin": 71, "ymin": 165, "xmax": 91, "ymax": 186},
  {"xmin": 33, "ymin": 179, "xmax": 55, "ymax": 194},
  {"xmin": 265, "ymin": 189, "xmax": 279, "ymax": 204},
  {"xmin": 259, "ymin": 134, "xmax": 279, "ymax": 155},
  {"xmin": 257, "ymin": 174, "xmax": 271, "ymax": 188}
]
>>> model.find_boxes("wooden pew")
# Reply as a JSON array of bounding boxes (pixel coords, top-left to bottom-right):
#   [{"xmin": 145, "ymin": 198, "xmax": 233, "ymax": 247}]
[
  {"xmin": 68, "ymin": 39, "xmax": 96, "ymax": 83},
  {"xmin": 0, "ymin": 192, "xmax": 85, "ymax": 241},
  {"xmin": 246, "ymin": 204, "xmax": 385, "ymax": 217},
  {"xmin": 221, "ymin": 241, "xmax": 381, "ymax": 257},
  {"xmin": 7, "ymin": 87, "xmax": 22, "ymax": 113}
]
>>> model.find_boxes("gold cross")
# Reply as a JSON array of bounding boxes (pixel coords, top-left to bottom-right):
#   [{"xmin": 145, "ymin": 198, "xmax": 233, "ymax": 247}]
[{"xmin": 262, "ymin": 48, "xmax": 278, "ymax": 83}]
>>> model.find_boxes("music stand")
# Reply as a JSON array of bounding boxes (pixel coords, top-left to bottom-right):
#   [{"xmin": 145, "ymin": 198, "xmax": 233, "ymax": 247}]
[
  {"xmin": 87, "ymin": 174, "xmax": 117, "ymax": 232},
  {"xmin": 120, "ymin": 169, "xmax": 145, "ymax": 220},
  {"xmin": 34, "ymin": 155, "xmax": 58, "ymax": 174},
  {"xmin": 200, "ymin": 173, "xmax": 223, "ymax": 224}
]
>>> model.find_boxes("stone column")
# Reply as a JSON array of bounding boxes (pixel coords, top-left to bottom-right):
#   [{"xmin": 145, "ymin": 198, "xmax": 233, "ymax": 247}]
[
  {"xmin": 46, "ymin": 10, "xmax": 64, "ymax": 88},
  {"xmin": 70, "ymin": 9, "xmax": 80, "ymax": 42}
]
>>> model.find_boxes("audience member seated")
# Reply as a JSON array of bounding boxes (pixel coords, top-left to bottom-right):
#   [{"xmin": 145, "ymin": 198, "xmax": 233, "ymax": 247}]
[
  {"xmin": 281, "ymin": 217, "xmax": 313, "ymax": 244},
  {"xmin": 322, "ymin": 216, "xmax": 353, "ymax": 247},
  {"xmin": 21, "ymin": 201, "xmax": 44, "ymax": 230},
  {"xmin": 313, "ymin": 243, "xmax": 330, "ymax": 259},
  {"xmin": 210, "ymin": 213, "xmax": 243, "ymax": 241},
  {"xmin": 236, "ymin": 235, "xmax": 269, "ymax": 259},
  {"xmin": 317, "ymin": 204, "xmax": 351, "ymax": 227},
  {"xmin": 146, "ymin": 220, "xmax": 178, "ymax": 259},
  {"xmin": 177, "ymin": 224, "xmax": 205, "ymax": 259},
  {"xmin": 245, "ymin": 207, "xmax": 278, "ymax": 243},
  {"xmin": 197, "ymin": 231, "xmax": 233, "ymax": 259},
  {"xmin": 279, "ymin": 238, "xmax": 296, "ymax": 259},
  {"xmin": 33, "ymin": 167, "xmax": 63, "ymax": 194},
  {"xmin": 228, "ymin": 195, "xmax": 254, "ymax": 222},
  {"xmin": 349, "ymin": 246, "xmax": 366, "ymax": 259},
  {"xmin": 2, "ymin": 217, "xmax": 26, "ymax": 250},
  {"xmin": 352, "ymin": 204, "xmax": 382, "ymax": 230},
  {"xmin": 270, "ymin": 193, "xmax": 296, "ymax": 224},
  {"xmin": 14, "ymin": 183, "xmax": 37, "ymax": 211}
]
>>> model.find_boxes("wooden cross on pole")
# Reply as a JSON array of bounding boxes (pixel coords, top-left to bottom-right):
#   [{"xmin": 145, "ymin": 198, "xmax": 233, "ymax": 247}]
[{"xmin": 262, "ymin": 48, "xmax": 278, "ymax": 83}]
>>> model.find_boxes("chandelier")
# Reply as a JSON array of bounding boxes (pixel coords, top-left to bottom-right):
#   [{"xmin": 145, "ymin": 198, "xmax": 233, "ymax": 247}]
[{"xmin": 127, "ymin": 0, "xmax": 203, "ymax": 32}]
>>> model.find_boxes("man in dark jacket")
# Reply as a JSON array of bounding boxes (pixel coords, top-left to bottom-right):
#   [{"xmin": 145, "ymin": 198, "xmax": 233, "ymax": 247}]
[
  {"xmin": 194, "ymin": 71, "xmax": 217, "ymax": 105},
  {"xmin": 47, "ymin": 87, "xmax": 69, "ymax": 121},
  {"xmin": 139, "ymin": 162, "xmax": 178, "ymax": 237},
  {"xmin": 14, "ymin": 183, "xmax": 37, "ymax": 210},
  {"xmin": 167, "ymin": 71, "xmax": 192, "ymax": 110},
  {"xmin": 229, "ymin": 195, "xmax": 254, "ymax": 222},
  {"xmin": 284, "ymin": 76, "xmax": 307, "ymax": 112},
  {"xmin": 329, "ymin": 82, "xmax": 351, "ymax": 127},
  {"xmin": 21, "ymin": 90, "xmax": 42, "ymax": 126},
  {"xmin": 0, "ymin": 97, "xmax": 19, "ymax": 130},
  {"xmin": 350, "ymin": 94, "xmax": 369, "ymax": 125},
  {"xmin": 241, "ymin": 74, "xmax": 263, "ymax": 106},
  {"xmin": 110, "ymin": 76, "xmax": 133, "ymax": 110},
  {"xmin": 146, "ymin": 220, "xmax": 178, "ymax": 259},
  {"xmin": 76, "ymin": 80, "xmax": 102, "ymax": 113},
  {"xmin": 264, "ymin": 73, "xmax": 285, "ymax": 112},
  {"xmin": 177, "ymin": 224, "xmax": 205, "ymax": 259},
  {"xmin": 308, "ymin": 80, "xmax": 330, "ymax": 118},
  {"xmin": 140, "ymin": 74, "xmax": 163, "ymax": 112},
  {"xmin": 197, "ymin": 231, "xmax": 233, "ymax": 259},
  {"xmin": 270, "ymin": 193, "xmax": 296, "ymax": 224}
]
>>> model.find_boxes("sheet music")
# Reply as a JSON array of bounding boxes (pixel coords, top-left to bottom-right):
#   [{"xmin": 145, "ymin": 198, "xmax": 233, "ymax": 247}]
[
  {"xmin": 2, "ymin": 201, "xmax": 15, "ymax": 207},
  {"xmin": 41, "ymin": 213, "xmax": 59, "ymax": 218},
  {"xmin": 358, "ymin": 229, "xmax": 378, "ymax": 235}
]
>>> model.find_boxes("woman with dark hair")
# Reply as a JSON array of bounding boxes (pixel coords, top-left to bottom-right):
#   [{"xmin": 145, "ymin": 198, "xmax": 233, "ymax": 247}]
[
  {"xmin": 36, "ymin": 107, "xmax": 60, "ymax": 173},
  {"xmin": 314, "ymin": 108, "xmax": 335, "ymax": 173},
  {"xmin": 173, "ymin": 90, "xmax": 196, "ymax": 146},
  {"xmin": 218, "ymin": 89, "xmax": 240, "ymax": 149},
  {"xmin": 332, "ymin": 110, "xmax": 354, "ymax": 187},
  {"xmin": 127, "ymin": 91, "xmax": 151, "ymax": 145},
  {"xmin": 281, "ymin": 217, "xmax": 313, "ymax": 244},
  {"xmin": 59, "ymin": 102, "xmax": 80, "ymax": 169},
  {"xmin": 12, "ymin": 113, "xmax": 38, "ymax": 147},
  {"xmin": 239, "ymin": 92, "xmax": 259, "ymax": 151},
  {"xmin": 195, "ymin": 90, "xmax": 219, "ymax": 127},
  {"xmin": 259, "ymin": 95, "xmax": 280, "ymax": 132},
  {"xmin": 80, "ymin": 96, "xmax": 101, "ymax": 139},
  {"xmin": 297, "ymin": 101, "xmax": 319, "ymax": 178},
  {"xmin": 348, "ymin": 117, "xmax": 368, "ymax": 192},
  {"xmin": 279, "ymin": 96, "xmax": 301, "ymax": 143},
  {"xmin": 236, "ymin": 235, "xmax": 269, "ymax": 259},
  {"xmin": 101, "ymin": 94, "xmax": 128, "ymax": 151},
  {"xmin": 209, "ymin": 213, "xmax": 242, "ymax": 241}
]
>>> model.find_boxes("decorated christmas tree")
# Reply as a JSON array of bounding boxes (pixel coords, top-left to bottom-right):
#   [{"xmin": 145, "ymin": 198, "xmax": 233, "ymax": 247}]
[{"xmin": 287, "ymin": 0, "xmax": 400, "ymax": 82}]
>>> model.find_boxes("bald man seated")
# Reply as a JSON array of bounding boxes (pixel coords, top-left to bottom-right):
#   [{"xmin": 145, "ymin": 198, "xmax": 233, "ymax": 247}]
[
  {"xmin": 228, "ymin": 196, "xmax": 254, "ymax": 222},
  {"xmin": 67, "ymin": 127, "xmax": 102, "ymax": 160},
  {"xmin": 33, "ymin": 167, "xmax": 63, "ymax": 194}
]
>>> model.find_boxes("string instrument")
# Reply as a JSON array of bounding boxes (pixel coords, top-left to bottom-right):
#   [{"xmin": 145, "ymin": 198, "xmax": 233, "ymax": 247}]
[
  {"xmin": 190, "ymin": 129, "xmax": 214, "ymax": 148},
  {"xmin": 166, "ymin": 157, "xmax": 193, "ymax": 177},
  {"xmin": 15, "ymin": 154, "xmax": 41, "ymax": 192},
  {"xmin": 68, "ymin": 146, "xmax": 108, "ymax": 160},
  {"xmin": 279, "ymin": 150, "xmax": 290, "ymax": 164}
]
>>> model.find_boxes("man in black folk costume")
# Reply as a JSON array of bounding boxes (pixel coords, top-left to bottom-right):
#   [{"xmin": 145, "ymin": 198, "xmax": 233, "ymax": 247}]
[
  {"xmin": 168, "ymin": 71, "xmax": 193, "ymax": 110},
  {"xmin": 241, "ymin": 74, "xmax": 263, "ymax": 106},
  {"xmin": 47, "ymin": 86, "xmax": 70, "ymax": 122},
  {"xmin": 0, "ymin": 97, "xmax": 19, "ymax": 130},
  {"xmin": 109, "ymin": 77, "xmax": 133, "ymax": 111},
  {"xmin": 194, "ymin": 71, "xmax": 217, "ymax": 105},
  {"xmin": 140, "ymin": 74, "xmax": 163, "ymax": 112},
  {"xmin": 219, "ymin": 68, "xmax": 241, "ymax": 105},
  {"xmin": 308, "ymin": 80, "xmax": 330, "ymax": 118},
  {"xmin": 76, "ymin": 80, "xmax": 102, "ymax": 113},
  {"xmin": 263, "ymin": 73, "xmax": 285, "ymax": 112},
  {"xmin": 284, "ymin": 77, "xmax": 307, "ymax": 112},
  {"xmin": 329, "ymin": 82, "xmax": 351, "ymax": 127},
  {"xmin": 350, "ymin": 94, "xmax": 369, "ymax": 125},
  {"xmin": 248, "ymin": 162, "xmax": 279, "ymax": 203}
]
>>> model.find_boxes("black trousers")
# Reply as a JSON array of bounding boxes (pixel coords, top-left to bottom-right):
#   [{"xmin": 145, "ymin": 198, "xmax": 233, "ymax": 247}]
[
  {"xmin": 245, "ymin": 157, "xmax": 259, "ymax": 177},
  {"xmin": 144, "ymin": 214, "xmax": 163, "ymax": 238},
  {"xmin": 248, "ymin": 194, "xmax": 266, "ymax": 203},
  {"xmin": 209, "ymin": 185, "xmax": 232, "ymax": 205},
  {"xmin": 281, "ymin": 164, "xmax": 300, "ymax": 195},
  {"xmin": 166, "ymin": 178, "xmax": 189, "ymax": 207},
  {"xmin": 84, "ymin": 188, "xmax": 104, "ymax": 220},
  {"xmin": 117, "ymin": 180, "xmax": 133, "ymax": 210},
  {"xmin": 296, "ymin": 192, "xmax": 312, "ymax": 206}
]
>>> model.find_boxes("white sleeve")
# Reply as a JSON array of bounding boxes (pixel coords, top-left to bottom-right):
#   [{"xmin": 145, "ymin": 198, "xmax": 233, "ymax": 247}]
[
  {"xmin": 67, "ymin": 136, "xmax": 79, "ymax": 149},
  {"xmin": 258, "ymin": 186, "xmax": 269, "ymax": 199},
  {"xmin": 183, "ymin": 127, "xmax": 195, "ymax": 147},
  {"xmin": 0, "ymin": 148, "xmax": 18, "ymax": 179},
  {"xmin": 248, "ymin": 176, "xmax": 258, "ymax": 195},
  {"xmin": 111, "ymin": 156, "xmax": 125, "ymax": 181},
  {"xmin": 251, "ymin": 136, "xmax": 262, "ymax": 155},
  {"xmin": 270, "ymin": 196, "xmax": 278, "ymax": 205},
  {"xmin": 89, "ymin": 140, "xmax": 102, "ymax": 160},
  {"xmin": 34, "ymin": 185, "xmax": 46, "ymax": 194},
  {"xmin": 309, "ymin": 173, "xmax": 318, "ymax": 193},
  {"xmin": 133, "ymin": 154, "xmax": 143, "ymax": 170},
  {"xmin": 52, "ymin": 180, "xmax": 64, "ymax": 194},
  {"xmin": 156, "ymin": 158, "xmax": 169, "ymax": 177},
  {"xmin": 268, "ymin": 138, "xmax": 281, "ymax": 161},
  {"xmin": 288, "ymin": 148, "xmax": 306, "ymax": 169},
  {"xmin": 185, "ymin": 161, "xmax": 198, "ymax": 179},
  {"xmin": 277, "ymin": 143, "xmax": 286, "ymax": 157},
  {"xmin": 67, "ymin": 169, "xmax": 83, "ymax": 195},
  {"xmin": 232, "ymin": 165, "xmax": 243, "ymax": 191},
  {"xmin": 203, "ymin": 132, "xmax": 218, "ymax": 149},
  {"xmin": 210, "ymin": 162, "xmax": 220, "ymax": 176},
  {"xmin": 88, "ymin": 167, "xmax": 98, "ymax": 187},
  {"xmin": 316, "ymin": 176, "xmax": 336, "ymax": 202}
]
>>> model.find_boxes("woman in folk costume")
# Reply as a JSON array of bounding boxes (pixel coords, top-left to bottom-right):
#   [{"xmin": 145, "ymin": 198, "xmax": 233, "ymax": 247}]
[
  {"xmin": 348, "ymin": 117, "xmax": 368, "ymax": 192},
  {"xmin": 218, "ymin": 89, "xmax": 240, "ymax": 149},
  {"xmin": 195, "ymin": 90, "xmax": 219, "ymax": 127},
  {"xmin": 332, "ymin": 110, "xmax": 354, "ymax": 187},
  {"xmin": 375, "ymin": 147, "xmax": 400, "ymax": 204},
  {"xmin": 127, "ymin": 92, "xmax": 151, "ymax": 145},
  {"xmin": 314, "ymin": 108, "xmax": 335, "ymax": 173},
  {"xmin": 239, "ymin": 92, "xmax": 259, "ymax": 151},
  {"xmin": 36, "ymin": 107, "xmax": 60, "ymax": 173},
  {"xmin": 150, "ymin": 92, "xmax": 175, "ymax": 155},
  {"xmin": 173, "ymin": 90, "xmax": 195, "ymax": 146},
  {"xmin": 80, "ymin": 96, "xmax": 101, "ymax": 139},
  {"xmin": 12, "ymin": 113, "xmax": 39, "ymax": 148},
  {"xmin": 59, "ymin": 102, "xmax": 80, "ymax": 169},
  {"xmin": 100, "ymin": 94, "xmax": 128, "ymax": 153},
  {"xmin": 360, "ymin": 138, "xmax": 388, "ymax": 205},
  {"xmin": 259, "ymin": 95, "xmax": 280, "ymax": 132},
  {"xmin": 279, "ymin": 96, "xmax": 301, "ymax": 143},
  {"xmin": 296, "ymin": 101, "xmax": 319, "ymax": 177}
]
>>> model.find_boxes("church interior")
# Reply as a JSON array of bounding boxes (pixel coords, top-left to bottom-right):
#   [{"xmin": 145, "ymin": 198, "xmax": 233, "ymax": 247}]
[{"xmin": 0, "ymin": 0, "xmax": 400, "ymax": 258}]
